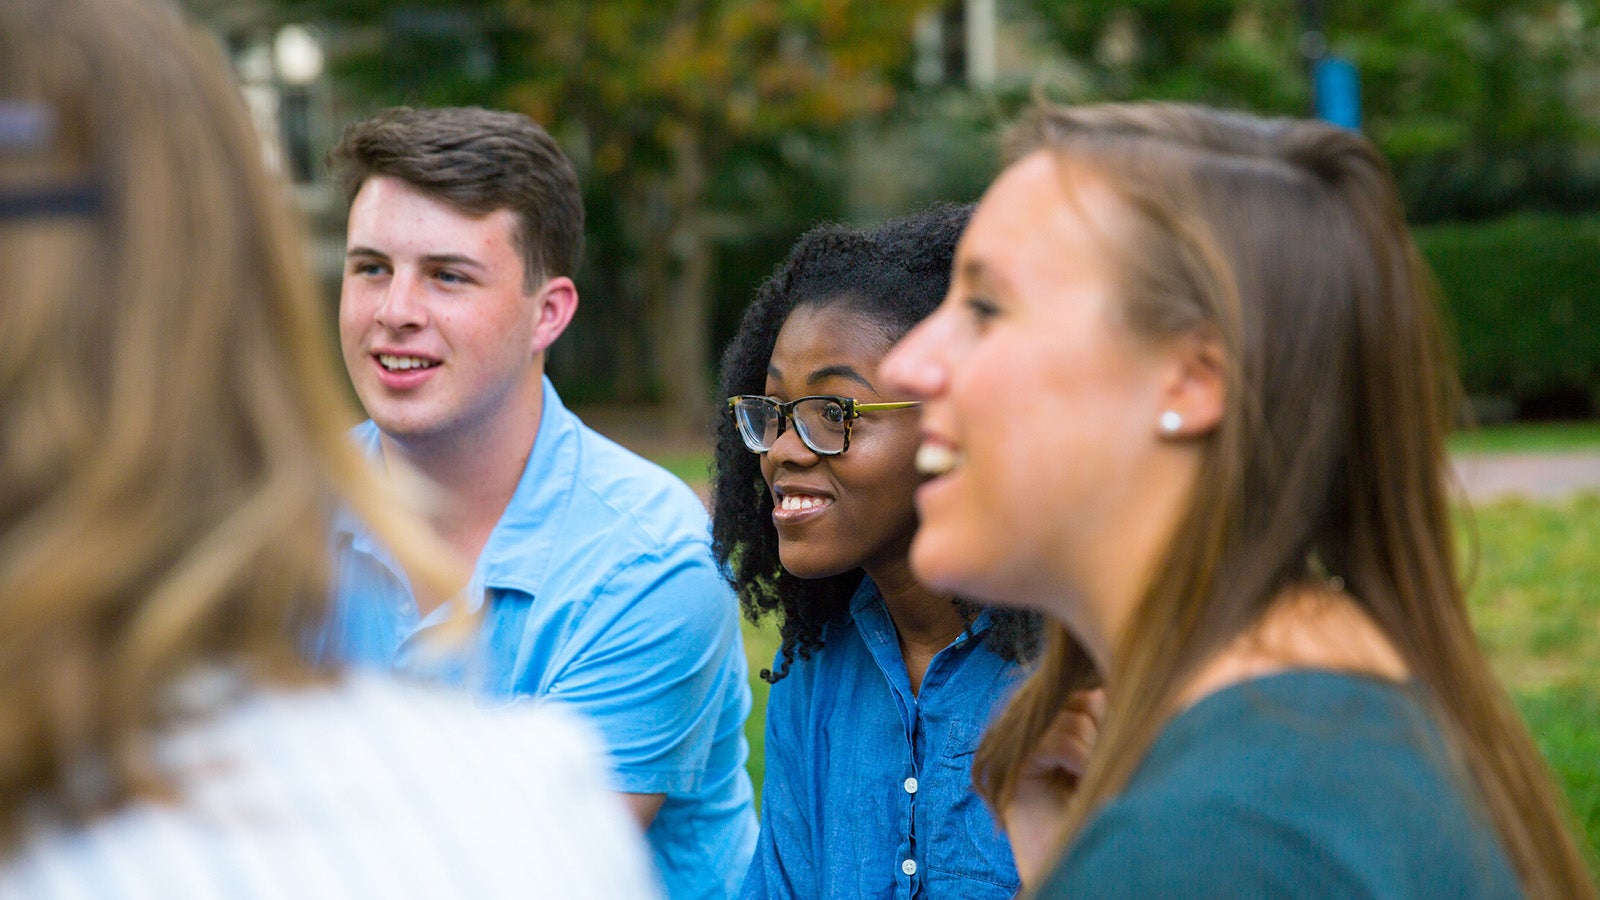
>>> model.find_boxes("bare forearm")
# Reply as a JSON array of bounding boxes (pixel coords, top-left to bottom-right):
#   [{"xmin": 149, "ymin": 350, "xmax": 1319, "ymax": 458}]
[{"xmin": 618, "ymin": 791, "xmax": 666, "ymax": 830}]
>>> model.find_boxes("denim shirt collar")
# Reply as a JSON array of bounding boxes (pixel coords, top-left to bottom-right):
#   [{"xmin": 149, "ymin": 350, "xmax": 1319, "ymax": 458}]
[
  {"xmin": 846, "ymin": 576, "xmax": 997, "ymax": 643},
  {"xmin": 846, "ymin": 575, "xmax": 998, "ymax": 705}
]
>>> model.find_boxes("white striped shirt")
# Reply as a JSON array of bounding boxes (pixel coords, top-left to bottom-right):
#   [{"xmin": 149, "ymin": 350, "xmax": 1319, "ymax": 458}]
[{"xmin": 0, "ymin": 673, "xmax": 663, "ymax": 899}]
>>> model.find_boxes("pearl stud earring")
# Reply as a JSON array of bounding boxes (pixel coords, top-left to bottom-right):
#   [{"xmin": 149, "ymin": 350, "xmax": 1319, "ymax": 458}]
[{"xmin": 1159, "ymin": 410, "xmax": 1183, "ymax": 434}]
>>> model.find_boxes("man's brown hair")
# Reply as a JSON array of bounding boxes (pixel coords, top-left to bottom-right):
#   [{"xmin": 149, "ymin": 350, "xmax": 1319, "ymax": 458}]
[{"xmin": 329, "ymin": 106, "xmax": 584, "ymax": 288}]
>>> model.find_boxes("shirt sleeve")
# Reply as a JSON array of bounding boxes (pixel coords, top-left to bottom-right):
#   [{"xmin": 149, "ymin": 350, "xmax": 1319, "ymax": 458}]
[
  {"xmin": 543, "ymin": 539, "xmax": 745, "ymax": 796},
  {"xmin": 740, "ymin": 655, "xmax": 815, "ymax": 900}
]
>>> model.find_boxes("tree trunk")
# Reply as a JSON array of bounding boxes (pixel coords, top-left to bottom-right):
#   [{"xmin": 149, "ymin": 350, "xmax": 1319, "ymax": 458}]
[
  {"xmin": 606, "ymin": 178, "xmax": 658, "ymax": 403},
  {"xmin": 647, "ymin": 127, "xmax": 714, "ymax": 432}
]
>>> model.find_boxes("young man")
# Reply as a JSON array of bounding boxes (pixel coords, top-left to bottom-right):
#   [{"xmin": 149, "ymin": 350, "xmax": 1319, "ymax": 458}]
[{"xmin": 322, "ymin": 106, "xmax": 755, "ymax": 899}]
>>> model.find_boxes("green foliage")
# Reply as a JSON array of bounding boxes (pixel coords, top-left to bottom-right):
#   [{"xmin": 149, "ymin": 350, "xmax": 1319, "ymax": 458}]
[
  {"xmin": 1021, "ymin": 0, "xmax": 1600, "ymax": 223},
  {"xmin": 274, "ymin": 0, "xmax": 930, "ymax": 410},
  {"xmin": 1029, "ymin": 1, "xmax": 1307, "ymax": 110},
  {"xmin": 483, "ymin": 0, "xmax": 924, "ymax": 175},
  {"xmin": 1015, "ymin": 3, "xmax": 1600, "ymax": 414},
  {"xmin": 1355, "ymin": 2, "xmax": 1600, "ymax": 221},
  {"xmin": 1416, "ymin": 213, "xmax": 1600, "ymax": 411},
  {"xmin": 481, "ymin": 0, "xmax": 929, "ymax": 406},
  {"xmin": 268, "ymin": 0, "xmax": 1600, "ymax": 406}
]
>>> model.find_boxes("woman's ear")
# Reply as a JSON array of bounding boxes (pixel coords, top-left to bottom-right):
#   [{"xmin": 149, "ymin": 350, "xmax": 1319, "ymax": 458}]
[{"xmin": 1156, "ymin": 326, "xmax": 1226, "ymax": 439}]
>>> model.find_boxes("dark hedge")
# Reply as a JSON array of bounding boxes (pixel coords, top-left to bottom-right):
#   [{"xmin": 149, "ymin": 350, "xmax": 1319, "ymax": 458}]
[{"xmin": 1417, "ymin": 214, "xmax": 1600, "ymax": 421}]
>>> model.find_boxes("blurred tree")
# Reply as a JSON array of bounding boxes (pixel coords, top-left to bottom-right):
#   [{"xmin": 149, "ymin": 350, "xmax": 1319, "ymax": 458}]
[
  {"xmin": 255, "ymin": 0, "xmax": 1597, "ymax": 415},
  {"xmin": 276, "ymin": 0, "xmax": 929, "ymax": 424},
  {"xmin": 1023, "ymin": 0, "xmax": 1307, "ymax": 110},
  {"xmin": 1022, "ymin": 0, "xmax": 1600, "ymax": 222}
]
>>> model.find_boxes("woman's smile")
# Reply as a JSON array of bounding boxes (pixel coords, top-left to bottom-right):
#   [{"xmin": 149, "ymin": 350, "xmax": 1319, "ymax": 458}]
[{"xmin": 759, "ymin": 303, "xmax": 924, "ymax": 580}]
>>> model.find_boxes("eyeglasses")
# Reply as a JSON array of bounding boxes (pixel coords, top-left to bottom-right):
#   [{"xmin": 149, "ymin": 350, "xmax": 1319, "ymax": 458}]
[{"xmin": 727, "ymin": 394, "xmax": 919, "ymax": 456}]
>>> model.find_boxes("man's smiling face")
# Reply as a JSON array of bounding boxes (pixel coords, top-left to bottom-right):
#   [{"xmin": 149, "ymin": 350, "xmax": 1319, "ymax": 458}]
[{"xmin": 339, "ymin": 175, "xmax": 541, "ymax": 451}]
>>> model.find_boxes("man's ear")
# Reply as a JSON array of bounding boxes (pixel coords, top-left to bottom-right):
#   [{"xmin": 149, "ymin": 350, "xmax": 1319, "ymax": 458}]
[
  {"xmin": 528, "ymin": 275, "xmax": 578, "ymax": 356},
  {"xmin": 1156, "ymin": 326, "xmax": 1226, "ymax": 439}
]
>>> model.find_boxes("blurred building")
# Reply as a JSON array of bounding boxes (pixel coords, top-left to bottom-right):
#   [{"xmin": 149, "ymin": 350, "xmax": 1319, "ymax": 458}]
[
  {"xmin": 912, "ymin": 0, "xmax": 1082, "ymax": 93},
  {"xmin": 180, "ymin": 0, "xmax": 346, "ymax": 296}
]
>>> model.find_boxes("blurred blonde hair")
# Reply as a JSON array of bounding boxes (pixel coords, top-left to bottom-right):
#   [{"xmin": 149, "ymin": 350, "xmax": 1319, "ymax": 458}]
[{"xmin": 0, "ymin": 0, "xmax": 462, "ymax": 844}]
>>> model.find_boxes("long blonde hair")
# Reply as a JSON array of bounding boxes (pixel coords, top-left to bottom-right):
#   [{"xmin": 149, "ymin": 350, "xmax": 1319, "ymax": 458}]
[
  {"xmin": 0, "ymin": 0, "xmax": 461, "ymax": 844},
  {"xmin": 972, "ymin": 103, "xmax": 1596, "ymax": 894}
]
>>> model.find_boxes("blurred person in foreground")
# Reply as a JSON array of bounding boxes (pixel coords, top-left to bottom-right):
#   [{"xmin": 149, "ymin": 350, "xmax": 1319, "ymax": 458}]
[
  {"xmin": 319, "ymin": 105, "xmax": 754, "ymax": 899},
  {"xmin": 0, "ymin": 0, "xmax": 660, "ymax": 896},
  {"xmin": 881, "ymin": 102, "xmax": 1597, "ymax": 896}
]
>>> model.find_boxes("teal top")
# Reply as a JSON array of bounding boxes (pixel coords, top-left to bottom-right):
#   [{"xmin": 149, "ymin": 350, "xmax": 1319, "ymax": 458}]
[{"xmin": 1036, "ymin": 670, "xmax": 1521, "ymax": 898}]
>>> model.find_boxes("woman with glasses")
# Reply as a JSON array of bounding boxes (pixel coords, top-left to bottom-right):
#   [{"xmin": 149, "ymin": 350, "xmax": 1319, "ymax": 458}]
[
  {"xmin": 712, "ymin": 205, "xmax": 1046, "ymax": 900},
  {"xmin": 880, "ymin": 102, "xmax": 1596, "ymax": 896}
]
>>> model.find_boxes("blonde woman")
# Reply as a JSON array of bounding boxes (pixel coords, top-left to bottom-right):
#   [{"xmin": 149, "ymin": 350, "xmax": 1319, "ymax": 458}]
[
  {"xmin": 882, "ymin": 103, "xmax": 1596, "ymax": 896},
  {"xmin": 0, "ymin": 0, "xmax": 658, "ymax": 896}
]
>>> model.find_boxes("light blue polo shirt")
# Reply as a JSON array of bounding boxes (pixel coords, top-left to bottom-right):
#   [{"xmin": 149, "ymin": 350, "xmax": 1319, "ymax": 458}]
[{"xmin": 323, "ymin": 377, "xmax": 756, "ymax": 900}]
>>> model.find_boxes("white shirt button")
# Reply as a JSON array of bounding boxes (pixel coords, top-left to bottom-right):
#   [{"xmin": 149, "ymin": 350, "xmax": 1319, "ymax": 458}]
[
  {"xmin": 903, "ymin": 777, "xmax": 918, "ymax": 794},
  {"xmin": 902, "ymin": 859, "xmax": 917, "ymax": 876}
]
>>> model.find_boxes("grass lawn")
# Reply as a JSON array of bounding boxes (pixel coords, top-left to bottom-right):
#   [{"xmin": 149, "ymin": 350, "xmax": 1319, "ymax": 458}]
[
  {"xmin": 731, "ymin": 493, "xmax": 1600, "ymax": 868},
  {"xmin": 1464, "ymin": 494, "xmax": 1600, "ymax": 862},
  {"xmin": 740, "ymin": 620, "xmax": 781, "ymax": 804},
  {"xmin": 653, "ymin": 452, "xmax": 715, "ymax": 485}
]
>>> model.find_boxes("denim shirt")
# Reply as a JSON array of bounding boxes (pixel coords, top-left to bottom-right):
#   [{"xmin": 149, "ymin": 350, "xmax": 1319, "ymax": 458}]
[
  {"xmin": 742, "ymin": 577, "xmax": 1024, "ymax": 900},
  {"xmin": 322, "ymin": 378, "xmax": 755, "ymax": 900}
]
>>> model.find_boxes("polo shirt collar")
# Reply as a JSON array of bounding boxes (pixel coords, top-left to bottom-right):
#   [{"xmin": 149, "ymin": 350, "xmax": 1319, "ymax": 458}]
[
  {"xmin": 331, "ymin": 421, "xmax": 387, "ymax": 562},
  {"xmin": 333, "ymin": 376, "xmax": 578, "ymax": 602},
  {"xmin": 474, "ymin": 376, "xmax": 576, "ymax": 598}
]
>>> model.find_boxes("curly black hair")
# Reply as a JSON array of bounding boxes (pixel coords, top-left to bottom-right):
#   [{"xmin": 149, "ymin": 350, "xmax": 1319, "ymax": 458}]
[{"xmin": 711, "ymin": 203, "xmax": 1044, "ymax": 683}]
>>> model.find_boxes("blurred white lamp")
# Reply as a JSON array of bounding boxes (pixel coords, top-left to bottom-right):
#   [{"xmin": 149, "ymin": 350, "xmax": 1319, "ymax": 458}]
[{"xmin": 273, "ymin": 24, "xmax": 324, "ymax": 86}]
